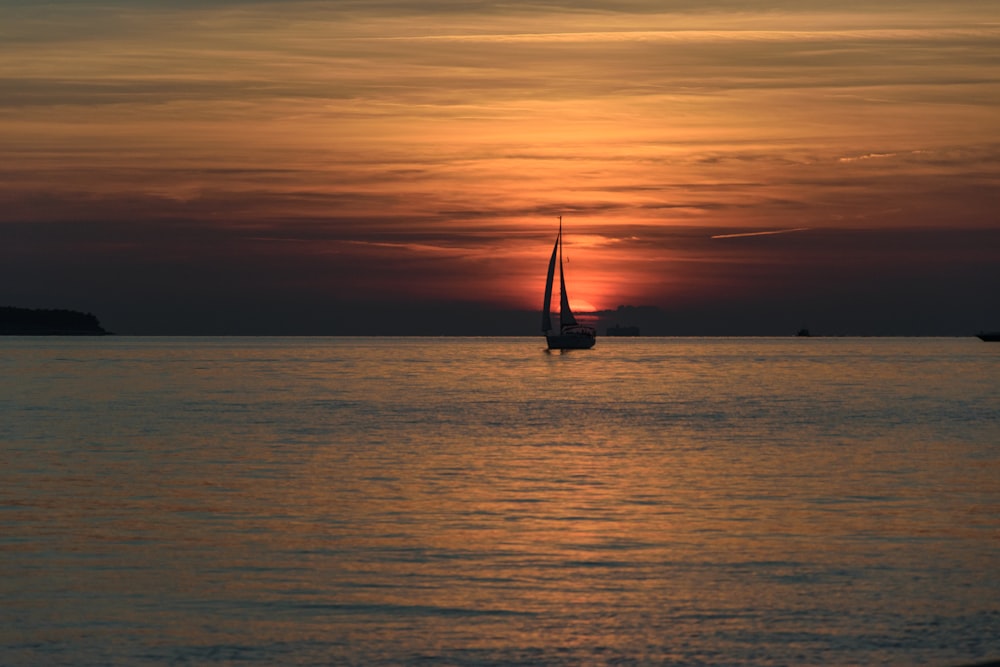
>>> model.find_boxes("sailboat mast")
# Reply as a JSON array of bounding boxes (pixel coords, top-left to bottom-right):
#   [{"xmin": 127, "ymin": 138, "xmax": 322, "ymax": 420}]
[{"xmin": 558, "ymin": 215, "xmax": 563, "ymax": 278}]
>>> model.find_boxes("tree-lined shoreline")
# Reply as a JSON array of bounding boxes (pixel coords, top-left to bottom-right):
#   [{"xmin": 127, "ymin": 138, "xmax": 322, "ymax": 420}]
[{"xmin": 0, "ymin": 307, "xmax": 110, "ymax": 335}]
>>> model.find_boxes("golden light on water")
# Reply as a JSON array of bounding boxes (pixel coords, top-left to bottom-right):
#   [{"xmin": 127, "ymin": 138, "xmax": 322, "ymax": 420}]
[{"xmin": 4, "ymin": 337, "xmax": 999, "ymax": 662}]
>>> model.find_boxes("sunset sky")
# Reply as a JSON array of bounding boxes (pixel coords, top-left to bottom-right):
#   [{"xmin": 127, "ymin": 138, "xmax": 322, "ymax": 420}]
[{"xmin": 2, "ymin": 0, "xmax": 998, "ymax": 334}]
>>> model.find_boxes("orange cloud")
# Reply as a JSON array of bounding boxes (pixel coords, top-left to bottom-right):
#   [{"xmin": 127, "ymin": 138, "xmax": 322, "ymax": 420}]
[{"xmin": 1, "ymin": 1, "xmax": 998, "ymax": 330}]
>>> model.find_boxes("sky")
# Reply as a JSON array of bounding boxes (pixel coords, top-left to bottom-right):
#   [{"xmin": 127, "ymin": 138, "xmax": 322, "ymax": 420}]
[{"xmin": 1, "ymin": 0, "xmax": 998, "ymax": 335}]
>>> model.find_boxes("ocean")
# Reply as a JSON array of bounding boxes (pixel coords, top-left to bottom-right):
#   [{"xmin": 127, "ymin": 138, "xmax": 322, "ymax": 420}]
[{"xmin": 2, "ymin": 336, "xmax": 998, "ymax": 666}]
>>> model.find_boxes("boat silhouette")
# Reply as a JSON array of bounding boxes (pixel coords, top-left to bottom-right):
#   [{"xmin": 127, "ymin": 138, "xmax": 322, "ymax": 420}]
[{"xmin": 541, "ymin": 217, "xmax": 596, "ymax": 350}]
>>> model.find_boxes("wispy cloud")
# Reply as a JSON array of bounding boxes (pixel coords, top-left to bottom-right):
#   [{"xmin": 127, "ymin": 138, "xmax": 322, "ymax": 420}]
[
  {"xmin": 392, "ymin": 27, "xmax": 1000, "ymax": 44},
  {"xmin": 838, "ymin": 152, "xmax": 898, "ymax": 163},
  {"xmin": 1, "ymin": 0, "xmax": 998, "ymax": 324},
  {"xmin": 711, "ymin": 228, "xmax": 811, "ymax": 240}
]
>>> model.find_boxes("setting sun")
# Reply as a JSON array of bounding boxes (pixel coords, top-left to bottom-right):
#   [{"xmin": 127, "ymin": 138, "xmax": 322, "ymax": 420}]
[
  {"xmin": 0, "ymin": 1, "xmax": 996, "ymax": 335},
  {"xmin": 569, "ymin": 298, "xmax": 599, "ymax": 314}
]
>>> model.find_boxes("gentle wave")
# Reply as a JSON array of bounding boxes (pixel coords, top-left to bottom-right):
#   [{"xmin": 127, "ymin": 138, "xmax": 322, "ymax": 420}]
[{"xmin": 2, "ymin": 337, "xmax": 998, "ymax": 666}]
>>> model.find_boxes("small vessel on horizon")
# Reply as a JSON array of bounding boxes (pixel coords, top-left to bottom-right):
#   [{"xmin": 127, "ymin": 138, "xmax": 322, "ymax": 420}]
[
  {"xmin": 542, "ymin": 217, "xmax": 596, "ymax": 350},
  {"xmin": 606, "ymin": 325, "xmax": 640, "ymax": 337}
]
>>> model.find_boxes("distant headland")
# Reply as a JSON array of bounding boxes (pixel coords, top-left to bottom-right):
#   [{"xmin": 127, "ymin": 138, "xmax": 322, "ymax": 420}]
[{"xmin": 0, "ymin": 307, "xmax": 111, "ymax": 335}]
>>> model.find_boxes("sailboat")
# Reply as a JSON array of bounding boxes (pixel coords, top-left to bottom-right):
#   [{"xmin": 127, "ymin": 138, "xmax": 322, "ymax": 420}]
[{"xmin": 542, "ymin": 217, "xmax": 596, "ymax": 350}]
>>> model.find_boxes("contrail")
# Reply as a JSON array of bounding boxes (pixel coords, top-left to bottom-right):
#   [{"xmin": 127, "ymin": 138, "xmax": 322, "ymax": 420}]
[{"xmin": 711, "ymin": 227, "xmax": 811, "ymax": 239}]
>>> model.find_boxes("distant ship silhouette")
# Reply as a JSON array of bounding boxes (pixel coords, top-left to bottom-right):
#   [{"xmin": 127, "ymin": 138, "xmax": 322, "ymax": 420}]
[{"xmin": 606, "ymin": 325, "xmax": 640, "ymax": 337}]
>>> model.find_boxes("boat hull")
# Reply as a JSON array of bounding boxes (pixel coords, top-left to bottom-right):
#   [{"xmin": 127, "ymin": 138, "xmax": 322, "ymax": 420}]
[
  {"xmin": 978, "ymin": 332, "xmax": 1000, "ymax": 342},
  {"xmin": 546, "ymin": 333, "xmax": 596, "ymax": 350}
]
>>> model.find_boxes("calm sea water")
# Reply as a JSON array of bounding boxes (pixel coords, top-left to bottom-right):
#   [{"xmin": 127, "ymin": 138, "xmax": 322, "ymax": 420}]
[{"xmin": 1, "ymin": 336, "xmax": 998, "ymax": 666}]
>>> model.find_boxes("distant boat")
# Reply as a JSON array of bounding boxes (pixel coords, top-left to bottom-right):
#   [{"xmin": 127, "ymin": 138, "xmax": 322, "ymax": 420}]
[
  {"xmin": 606, "ymin": 325, "xmax": 640, "ymax": 337},
  {"xmin": 978, "ymin": 332, "xmax": 1000, "ymax": 342},
  {"xmin": 542, "ymin": 217, "xmax": 596, "ymax": 350},
  {"xmin": 796, "ymin": 328, "xmax": 811, "ymax": 337}
]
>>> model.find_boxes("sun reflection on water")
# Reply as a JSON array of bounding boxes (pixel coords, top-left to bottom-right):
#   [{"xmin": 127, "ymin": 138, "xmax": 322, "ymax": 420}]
[{"xmin": 2, "ymin": 337, "xmax": 998, "ymax": 664}]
